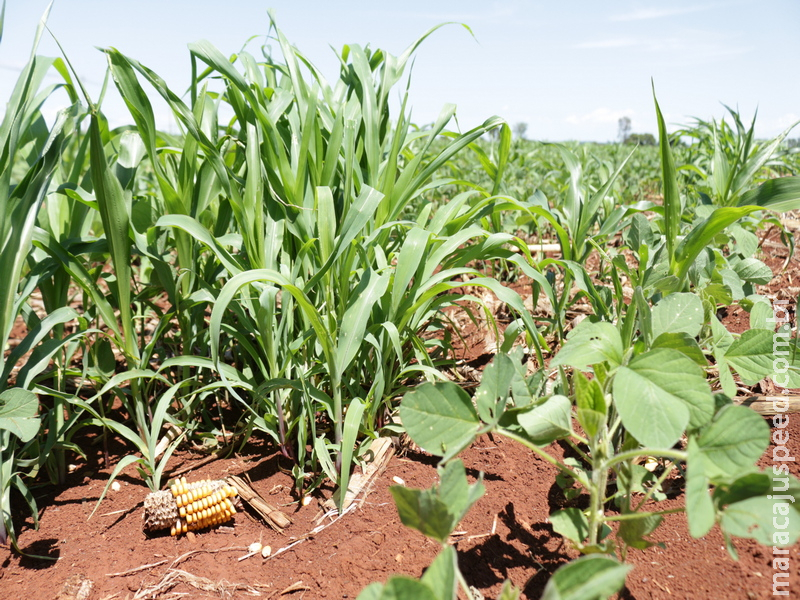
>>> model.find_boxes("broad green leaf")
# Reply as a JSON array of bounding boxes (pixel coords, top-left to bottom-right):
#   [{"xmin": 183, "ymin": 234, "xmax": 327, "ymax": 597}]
[
  {"xmin": 651, "ymin": 293, "xmax": 703, "ymax": 339},
  {"xmin": 541, "ymin": 555, "xmax": 631, "ymax": 600},
  {"xmin": 357, "ymin": 577, "xmax": 439, "ymax": 600},
  {"xmin": 694, "ymin": 404, "xmax": 769, "ymax": 480},
  {"xmin": 651, "ymin": 332, "xmax": 707, "ymax": 366},
  {"xmin": 624, "ymin": 213, "xmax": 655, "ymax": 251},
  {"xmin": 0, "ymin": 388, "xmax": 39, "ymax": 442},
  {"xmin": 549, "ymin": 508, "xmax": 589, "ymax": 546},
  {"xmin": 732, "ymin": 257, "xmax": 773, "ymax": 285},
  {"xmin": 722, "ymin": 495, "xmax": 800, "ymax": 548},
  {"xmin": 618, "ymin": 513, "xmax": 663, "ymax": 550},
  {"xmin": 685, "ymin": 438, "xmax": 715, "ymax": 538},
  {"xmin": 400, "ymin": 382, "xmax": 479, "ymax": 457},
  {"xmin": 390, "ymin": 485, "xmax": 454, "ymax": 543},
  {"xmin": 420, "ymin": 546, "xmax": 458, "ymax": 600},
  {"xmin": 357, "ymin": 583, "xmax": 384, "ymax": 600},
  {"xmin": 613, "ymin": 349, "xmax": 713, "ymax": 449},
  {"xmin": 516, "ymin": 395, "xmax": 572, "ymax": 446},
  {"xmin": 474, "ymin": 353, "xmax": 515, "ymax": 423},
  {"xmin": 550, "ymin": 321, "xmax": 623, "ymax": 371},
  {"xmin": 748, "ymin": 296, "xmax": 775, "ymax": 331},
  {"xmin": 728, "ymin": 225, "xmax": 758, "ymax": 257},
  {"xmin": 574, "ymin": 372, "xmax": 606, "ymax": 438},
  {"xmin": 724, "ymin": 328, "xmax": 775, "ymax": 384},
  {"xmin": 437, "ymin": 459, "xmax": 485, "ymax": 525}
]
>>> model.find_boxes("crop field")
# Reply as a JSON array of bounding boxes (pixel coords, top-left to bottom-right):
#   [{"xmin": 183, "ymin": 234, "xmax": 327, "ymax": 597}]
[{"xmin": 2, "ymin": 6, "xmax": 800, "ymax": 600}]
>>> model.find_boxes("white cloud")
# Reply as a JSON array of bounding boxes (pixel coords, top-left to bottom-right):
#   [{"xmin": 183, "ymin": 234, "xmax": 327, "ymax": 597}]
[
  {"xmin": 573, "ymin": 31, "xmax": 751, "ymax": 62},
  {"xmin": 565, "ymin": 108, "xmax": 636, "ymax": 126},
  {"xmin": 610, "ymin": 4, "xmax": 716, "ymax": 22},
  {"xmin": 574, "ymin": 38, "xmax": 638, "ymax": 50}
]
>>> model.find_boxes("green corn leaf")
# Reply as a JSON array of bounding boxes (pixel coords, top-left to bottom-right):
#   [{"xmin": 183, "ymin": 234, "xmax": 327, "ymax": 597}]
[
  {"xmin": 335, "ymin": 268, "xmax": 390, "ymax": 377},
  {"xmin": 653, "ymin": 84, "xmax": 680, "ymax": 262},
  {"xmin": 88, "ymin": 112, "xmax": 138, "ymax": 363},
  {"xmin": 737, "ymin": 175, "xmax": 800, "ymax": 212},
  {"xmin": 337, "ymin": 397, "xmax": 365, "ymax": 512}
]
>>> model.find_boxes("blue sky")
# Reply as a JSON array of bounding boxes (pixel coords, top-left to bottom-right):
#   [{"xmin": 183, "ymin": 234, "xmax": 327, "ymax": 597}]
[{"xmin": 2, "ymin": 0, "xmax": 798, "ymax": 142}]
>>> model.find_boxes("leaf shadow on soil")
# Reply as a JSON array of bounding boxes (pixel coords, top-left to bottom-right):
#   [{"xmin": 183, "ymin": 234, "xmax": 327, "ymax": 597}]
[
  {"xmin": 457, "ymin": 501, "xmax": 573, "ymax": 596},
  {"xmin": 15, "ymin": 539, "xmax": 60, "ymax": 569},
  {"xmin": 401, "ymin": 447, "xmax": 506, "ymax": 482}
]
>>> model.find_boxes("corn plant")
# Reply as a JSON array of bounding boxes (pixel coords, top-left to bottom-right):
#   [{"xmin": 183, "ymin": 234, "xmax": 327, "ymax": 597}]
[
  {"xmin": 0, "ymin": 0, "xmax": 88, "ymax": 550},
  {"xmin": 78, "ymin": 20, "xmax": 555, "ymax": 507},
  {"xmin": 676, "ymin": 105, "xmax": 799, "ymax": 207},
  {"xmin": 608, "ymin": 87, "xmax": 800, "ymax": 301}
]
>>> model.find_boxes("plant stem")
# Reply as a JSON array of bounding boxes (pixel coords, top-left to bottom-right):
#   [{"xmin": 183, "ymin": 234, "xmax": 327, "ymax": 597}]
[
  {"xmin": 604, "ymin": 507, "xmax": 684, "ymax": 521},
  {"xmin": 587, "ymin": 438, "xmax": 609, "ymax": 546},
  {"xmin": 606, "ymin": 448, "xmax": 687, "ymax": 470}
]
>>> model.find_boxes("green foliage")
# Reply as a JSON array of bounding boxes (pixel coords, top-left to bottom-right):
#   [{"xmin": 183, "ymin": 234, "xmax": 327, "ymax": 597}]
[
  {"xmin": 624, "ymin": 133, "xmax": 656, "ymax": 146},
  {"xmin": 390, "ymin": 459, "xmax": 484, "ymax": 544},
  {"xmin": 398, "ymin": 275, "xmax": 795, "ymax": 592}
]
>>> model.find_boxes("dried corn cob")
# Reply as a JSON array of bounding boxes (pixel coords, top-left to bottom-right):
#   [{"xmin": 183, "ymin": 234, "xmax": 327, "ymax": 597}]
[{"xmin": 143, "ymin": 476, "xmax": 238, "ymax": 535}]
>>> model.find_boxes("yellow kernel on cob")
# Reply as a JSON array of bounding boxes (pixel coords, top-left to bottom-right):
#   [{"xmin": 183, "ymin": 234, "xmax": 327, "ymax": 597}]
[
  {"xmin": 179, "ymin": 506, "xmax": 186, "ymax": 518},
  {"xmin": 182, "ymin": 522, "xmax": 188, "ymax": 534},
  {"xmin": 180, "ymin": 476, "xmax": 187, "ymax": 489},
  {"xmin": 170, "ymin": 524, "xmax": 177, "ymax": 536},
  {"xmin": 186, "ymin": 513, "xmax": 194, "ymax": 525}
]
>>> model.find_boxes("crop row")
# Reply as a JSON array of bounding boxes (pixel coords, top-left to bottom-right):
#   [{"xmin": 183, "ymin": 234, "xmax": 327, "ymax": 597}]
[{"xmin": 1, "ymin": 7, "xmax": 800, "ymax": 597}]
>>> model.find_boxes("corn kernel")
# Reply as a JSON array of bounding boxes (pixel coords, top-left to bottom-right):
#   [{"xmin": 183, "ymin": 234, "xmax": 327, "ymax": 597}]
[
  {"xmin": 170, "ymin": 525, "xmax": 177, "ymax": 536},
  {"xmin": 179, "ymin": 506, "xmax": 186, "ymax": 518},
  {"xmin": 180, "ymin": 476, "xmax": 187, "ymax": 489}
]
